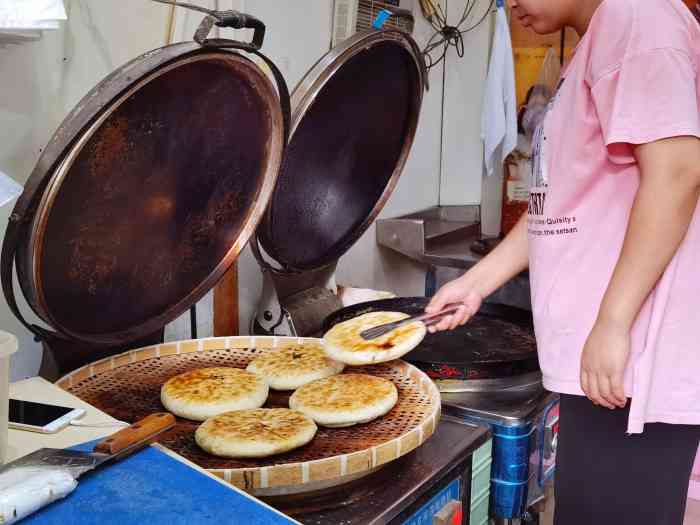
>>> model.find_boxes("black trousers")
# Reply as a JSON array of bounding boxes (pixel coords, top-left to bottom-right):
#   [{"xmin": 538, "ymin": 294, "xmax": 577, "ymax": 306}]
[{"xmin": 555, "ymin": 394, "xmax": 700, "ymax": 525}]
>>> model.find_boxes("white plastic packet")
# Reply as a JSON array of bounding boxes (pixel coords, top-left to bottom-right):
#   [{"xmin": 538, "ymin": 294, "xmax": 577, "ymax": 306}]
[
  {"xmin": 0, "ymin": 171, "xmax": 22, "ymax": 208},
  {"xmin": 0, "ymin": 0, "xmax": 66, "ymax": 31},
  {"xmin": 0, "ymin": 467, "xmax": 77, "ymax": 525},
  {"xmin": 338, "ymin": 287, "xmax": 396, "ymax": 307}
]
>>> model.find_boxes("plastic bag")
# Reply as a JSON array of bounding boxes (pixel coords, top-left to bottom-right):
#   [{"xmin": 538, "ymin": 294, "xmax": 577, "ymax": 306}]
[{"xmin": 520, "ymin": 48, "xmax": 561, "ymax": 139}]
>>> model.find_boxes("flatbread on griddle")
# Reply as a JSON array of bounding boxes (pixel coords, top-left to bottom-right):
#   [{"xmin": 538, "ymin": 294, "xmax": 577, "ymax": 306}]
[
  {"xmin": 322, "ymin": 311, "xmax": 426, "ymax": 365},
  {"xmin": 246, "ymin": 343, "xmax": 345, "ymax": 390},
  {"xmin": 195, "ymin": 408, "xmax": 317, "ymax": 458},
  {"xmin": 161, "ymin": 367, "xmax": 268, "ymax": 421},
  {"xmin": 289, "ymin": 373, "xmax": 398, "ymax": 427}
]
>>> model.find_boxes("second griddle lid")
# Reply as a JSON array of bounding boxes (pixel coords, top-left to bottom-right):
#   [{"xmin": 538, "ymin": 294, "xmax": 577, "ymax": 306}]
[{"xmin": 256, "ymin": 29, "xmax": 426, "ymax": 272}]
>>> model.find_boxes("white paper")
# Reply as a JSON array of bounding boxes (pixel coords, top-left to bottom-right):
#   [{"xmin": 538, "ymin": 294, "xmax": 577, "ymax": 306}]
[
  {"xmin": 0, "ymin": 0, "xmax": 66, "ymax": 31},
  {"xmin": 0, "ymin": 171, "xmax": 23, "ymax": 208}
]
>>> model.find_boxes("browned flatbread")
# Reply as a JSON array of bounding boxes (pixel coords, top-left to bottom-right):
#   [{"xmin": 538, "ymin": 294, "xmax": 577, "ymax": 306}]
[
  {"xmin": 322, "ymin": 312, "xmax": 426, "ymax": 365},
  {"xmin": 246, "ymin": 343, "xmax": 344, "ymax": 390},
  {"xmin": 195, "ymin": 408, "xmax": 317, "ymax": 458},
  {"xmin": 161, "ymin": 367, "xmax": 268, "ymax": 421},
  {"xmin": 289, "ymin": 373, "xmax": 398, "ymax": 427}
]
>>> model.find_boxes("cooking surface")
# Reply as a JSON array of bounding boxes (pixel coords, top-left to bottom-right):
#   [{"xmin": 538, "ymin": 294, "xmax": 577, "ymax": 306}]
[
  {"xmin": 324, "ymin": 298, "xmax": 538, "ymax": 368},
  {"xmin": 59, "ymin": 339, "xmax": 439, "ymax": 484},
  {"xmin": 291, "ymin": 417, "xmax": 489, "ymax": 525},
  {"xmin": 411, "ymin": 316, "xmax": 535, "ymax": 364},
  {"xmin": 258, "ymin": 34, "xmax": 423, "ymax": 271}
]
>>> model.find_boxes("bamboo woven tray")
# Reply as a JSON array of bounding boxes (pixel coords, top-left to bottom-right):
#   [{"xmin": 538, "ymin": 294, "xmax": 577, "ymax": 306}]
[{"xmin": 58, "ymin": 336, "xmax": 441, "ymax": 494}]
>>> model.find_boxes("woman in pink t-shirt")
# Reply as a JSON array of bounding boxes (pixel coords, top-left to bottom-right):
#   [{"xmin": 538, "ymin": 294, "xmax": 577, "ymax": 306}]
[{"xmin": 428, "ymin": 0, "xmax": 700, "ymax": 523}]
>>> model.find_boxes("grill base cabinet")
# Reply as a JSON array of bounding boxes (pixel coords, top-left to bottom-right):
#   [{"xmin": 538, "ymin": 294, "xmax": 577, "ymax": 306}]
[
  {"xmin": 444, "ymin": 391, "xmax": 559, "ymax": 523},
  {"xmin": 294, "ymin": 418, "xmax": 491, "ymax": 525}
]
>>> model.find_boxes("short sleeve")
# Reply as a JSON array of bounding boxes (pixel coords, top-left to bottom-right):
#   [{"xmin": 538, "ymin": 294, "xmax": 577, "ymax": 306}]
[{"xmin": 590, "ymin": 48, "xmax": 700, "ymax": 164}]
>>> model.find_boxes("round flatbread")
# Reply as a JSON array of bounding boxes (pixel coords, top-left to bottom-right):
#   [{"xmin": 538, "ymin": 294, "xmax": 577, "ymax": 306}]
[
  {"xmin": 246, "ymin": 343, "xmax": 345, "ymax": 390},
  {"xmin": 289, "ymin": 374, "xmax": 398, "ymax": 428},
  {"xmin": 161, "ymin": 367, "xmax": 268, "ymax": 421},
  {"xmin": 322, "ymin": 311, "xmax": 426, "ymax": 365},
  {"xmin": 195, "ymin": 408, "xmax": 317, "ymax": 458}
]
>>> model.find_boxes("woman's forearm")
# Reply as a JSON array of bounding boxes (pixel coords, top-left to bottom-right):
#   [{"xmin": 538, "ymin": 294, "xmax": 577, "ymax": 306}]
[
  {"xmin": 462, "ymin": 213, "xmax": 529, "ymax": 297},
  {"xmin": 598, "ymin": 138, "xmax": 700, "ymax": 328}
]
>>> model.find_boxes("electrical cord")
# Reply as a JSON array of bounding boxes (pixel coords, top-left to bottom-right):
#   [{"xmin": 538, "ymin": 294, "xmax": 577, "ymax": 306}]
[{"xmin": 420, "ymin": 0, "xmax": 496, "ymax": 70}]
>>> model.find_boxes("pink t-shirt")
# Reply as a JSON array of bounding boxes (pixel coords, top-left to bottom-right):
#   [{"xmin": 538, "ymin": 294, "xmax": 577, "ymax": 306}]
[{"xmin": 528, "ymin": 0, "xmax": 700, "ymax": 433}]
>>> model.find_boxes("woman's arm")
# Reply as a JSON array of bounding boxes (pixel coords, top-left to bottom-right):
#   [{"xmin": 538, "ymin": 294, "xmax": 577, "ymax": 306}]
[
  {"xmin": 426, "ymin": 212, "xmax": 529, "ymax": 331},
  {"xmin": 581, "ymin": 136, "xmax": 700, "ymax": 409}
]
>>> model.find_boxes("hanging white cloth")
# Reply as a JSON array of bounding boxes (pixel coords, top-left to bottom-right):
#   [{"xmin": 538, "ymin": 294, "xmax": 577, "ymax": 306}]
[{"xmin": 481, "ymin": 5, "xmax": 518, "ymax": 177}]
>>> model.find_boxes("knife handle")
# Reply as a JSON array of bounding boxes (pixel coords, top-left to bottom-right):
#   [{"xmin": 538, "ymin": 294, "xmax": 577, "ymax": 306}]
[{"xmin": 93, "ymin": 413, "xmax": 176, "ymax": 455}]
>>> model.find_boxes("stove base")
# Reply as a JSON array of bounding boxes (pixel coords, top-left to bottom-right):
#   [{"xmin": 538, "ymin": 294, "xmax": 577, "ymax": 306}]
[
  {"xmin": 492, "ymin": 515, "xmax": 539, "ymax": 525},
  {"xmin": 289, "ymin": 417, "xmax": 490, "ymax": 525},
  {"xmin": 443, "ymin": 386, "xmax": 559, "ymax": 521}
]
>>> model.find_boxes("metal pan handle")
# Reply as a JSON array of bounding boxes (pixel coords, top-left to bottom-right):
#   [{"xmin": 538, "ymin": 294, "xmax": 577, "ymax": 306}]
[
  {"xmin": 193, "ymin": 13, "xmax": 265, "ymax": 51},
  {"xmin": 372, "ymin": 7, "xmax": 416, "ymax": 34},
  {"xmin": 215, "ymin": 12, "xmax": 265, "ymax": 50},
  {"xmin": 383, "ymin": 7, "xmax": 415, "ymax": 27},
  {"xmin": 151, "ymin": 0, "xmax": 265, "ymax": 51},
  {"xmin": 1, "ymin": 206, "xmax": 61, "ymax": 342}
]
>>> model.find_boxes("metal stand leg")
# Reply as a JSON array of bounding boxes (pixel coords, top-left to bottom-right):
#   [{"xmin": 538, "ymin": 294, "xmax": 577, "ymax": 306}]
[{"xmin": 492, "ymin": 508, "xmax": 541, "ymax": 524}]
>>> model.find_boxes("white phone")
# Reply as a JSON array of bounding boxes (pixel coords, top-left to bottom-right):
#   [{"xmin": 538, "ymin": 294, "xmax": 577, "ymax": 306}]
[{"xmin": 9, "ymin": 398, "xmax": 85, "ymax": 434}]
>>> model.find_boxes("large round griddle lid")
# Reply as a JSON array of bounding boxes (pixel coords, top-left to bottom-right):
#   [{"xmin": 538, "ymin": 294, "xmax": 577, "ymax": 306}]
[
  {"xmin": 1, "ymin": 8, "xmax": 290, "ymax": 345},
  {"xmin": 255, "ymin": 27, "xmax": 427, "ymax": 272},
  {"xmin": 323, "ymin": 297, "xmax": 540, "ymax": 381}
]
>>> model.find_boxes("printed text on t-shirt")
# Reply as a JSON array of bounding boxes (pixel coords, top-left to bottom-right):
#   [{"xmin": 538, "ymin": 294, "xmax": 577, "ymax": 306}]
[{"xmin": 528, "ymin": 214, "xmax": 578, "ymax": 236}]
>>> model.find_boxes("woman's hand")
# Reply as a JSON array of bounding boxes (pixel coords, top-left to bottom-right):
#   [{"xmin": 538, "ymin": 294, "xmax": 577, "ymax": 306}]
[
  {"xmin": 580, "ymin": 317, "xmax": 630, "ymax": 409},
  {"xmin": 425, "ymin": 277, "xmax": 483, "ymax": 332},
  {"xmin": 425, "ymin": 214, "xmax": 530, "ymax": 333}
]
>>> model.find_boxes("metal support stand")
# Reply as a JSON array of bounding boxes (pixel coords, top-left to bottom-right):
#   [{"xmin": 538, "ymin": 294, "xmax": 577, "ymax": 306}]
[{"xmin": 492, "ymin": 509, "xmax": 540, "ymax": 525}]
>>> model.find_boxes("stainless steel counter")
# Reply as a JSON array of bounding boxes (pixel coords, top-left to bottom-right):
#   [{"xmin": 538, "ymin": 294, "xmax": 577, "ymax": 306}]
[
  {"xmin": 423, "ymin": 235, "xmax": 482, "ymax": 268},
  {"xmin": 377, "ymin": 206, "xmax": 532, "ymax": 311},
  {"xmin": 376, "ymin": 205, "xmax": 482, "ymax": 269}
]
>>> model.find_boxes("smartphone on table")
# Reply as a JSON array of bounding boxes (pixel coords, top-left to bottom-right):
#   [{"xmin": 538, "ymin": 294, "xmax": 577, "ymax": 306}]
[{"xmin": 9, "ymin": 398, "xmax": 85, "ymax": 433}]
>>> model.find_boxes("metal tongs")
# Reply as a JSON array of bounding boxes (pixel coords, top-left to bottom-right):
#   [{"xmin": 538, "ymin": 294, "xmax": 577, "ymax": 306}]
[{"xmin": 360, "ymin": 304, "xmax": 463, "ymax": 341}]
